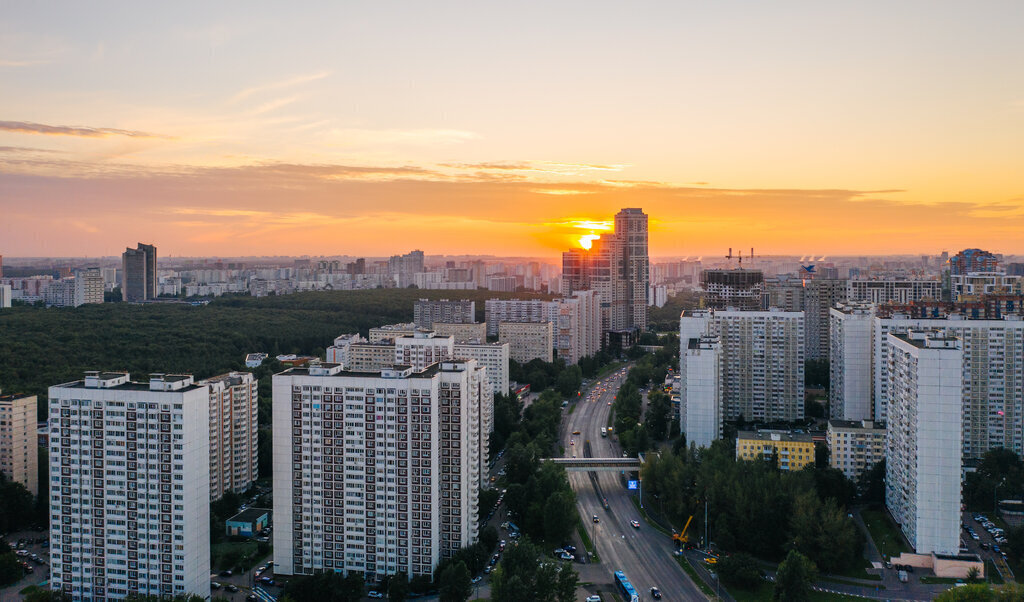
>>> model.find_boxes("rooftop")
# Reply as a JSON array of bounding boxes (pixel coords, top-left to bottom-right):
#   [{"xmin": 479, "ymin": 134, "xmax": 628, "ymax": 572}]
[
  {"xmin": 828, "ymin": 419, "xmax": 885, "ymax": 431},
  {"xmin": 226, "ymin": 507, "xmax": 271, "ymax": 524},
  {"xmin": 737, "ymin": 429, "xmax": 814, "ymax": 443},
  {"xmin": 278, "ymin": 362, "xmax": 442, "ymax": 379}
]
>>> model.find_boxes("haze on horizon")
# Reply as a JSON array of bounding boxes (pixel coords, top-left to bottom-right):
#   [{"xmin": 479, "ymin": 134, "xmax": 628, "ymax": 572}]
[{"xmin": 2, "ymin": 1, "xmax": 1024, "ymax": 258}]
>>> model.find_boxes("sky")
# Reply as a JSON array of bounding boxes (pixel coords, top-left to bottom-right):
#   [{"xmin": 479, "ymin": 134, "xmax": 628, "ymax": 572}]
[{"xmin": 2, "ymin": 1, "xmax": 1024, "ymax": 258}]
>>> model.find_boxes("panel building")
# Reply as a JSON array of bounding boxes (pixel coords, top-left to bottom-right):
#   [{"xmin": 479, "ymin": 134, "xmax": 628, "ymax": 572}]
[
  {"xmin": 272, "ymin": 361, "xmax": 489, "ymax": 580},
  {"xmin": 433, "ymin": 322, "xmax": 487, "ymax": 343},
  {"xmin": 0, "ymin": 391, "xmax": 38, "ymax": 495},
  {"xmin": 48, "ymin": 372, "xmax": 210, "ymax": 600},
  {"xmin": 829, "ymin": 303, "xmax": 875, "ymax": 421},
  {"xmin": 736, "ymin": 430, "xmax": 815, "ymax": 471},
  {"xmin": 846, "ymin": 279, "xmax": 941, "ymax": 305},
  {"xmin": 413, "ymin": 299, "xmax": 476, "ymax": 329},
  {"xmin": 499, "ymin": 321, "xmax": 553, "ymax": 363},
  {"xmin": 680, "ymin": 309, "xmax": 805, "ymax": 421},
  {"xmin": 681, "ymin": 336, "xmax": 722, "ymax": 448},
  {"xmin": 44, "ymin": 268, "xmax": 105, "ymax": 308},
  {"xmin": 885, "ymin": 331, "xmax": 962, "ymax": 555},
  {"xmin": 200, "ymin": 372, "xmax": 259, "ymax": 500},
  {"xmin": 122, "ymin": 243, "xmax": 157, "ymax": 302},
  {"xmin": 827, "ymin": 419, "xmax": 885, "ymax": 481}
]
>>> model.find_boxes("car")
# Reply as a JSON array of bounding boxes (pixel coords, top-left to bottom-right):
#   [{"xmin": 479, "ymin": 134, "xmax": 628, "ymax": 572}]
[
  {"xmin": 554, "ymin": 548, "xmax": 565, "ymax": 556},
  {"xmin": 563, "ymin": 545, "xmax": 577, "ymax": 554},
  {"xmin": 570, "ymin": 439, "xmax": 575, "ymax": 446},
  {"xmin": 368, "ymin": 592, "xmax": 385, "ymax": 599},
  {"xmin": 256, "ymin": 565, "xmax": 267, "ymax": 575},
  {"xmin": 560, "ymin": 552, "xmax": 574, "ymax": 561},
  {"xmin": 226, "ymin": 585, "xmax": 239, "ymax": 593},
  {"xmin": 607, "ymin": 401, "xmax": 612, "ymax": 405},
  {"xmin": 572, "ymin": 430, "xmax": 581, "ymax": 435},
  {"xmin": 210, "ymin": 582, "xmax": 222, "ymax": 590},
  {"xmin": 483, "ymin": 566, "xmax": 492, "ymax": 574},
  {"xmin": 490, "ymin": 557, "xmax": 497, "ymax": 566},
  {"xmin": 650, "ymin": 587, "xmax": 662, "ymax": 599},
  {"xmin": 586, "ymin": 594, "xmax": 602, "ymax": 601},
  {"xmin": 593, "ymin": 515, "xmax": 600, "ymax": 523},
  {"xmin": 247, "ymin": 595, "xmax": 258, "ymax": 602},
  {"xmin": 219, "ymin": 569, "xmax": 233, "ymax": 577},
  {"xmin": 472, "ymin": 576, "xmax": 483, "ymax": 584},
  {"xmin": 631, "ymin": 520, "xmax": 641, "ymax": 529},
  {"xmin": 971, "ymin": 533, "xmax": 980, "ymax": 540},
  {"xmin": 981, "ymin": 542, "xmax": 990, "ymax": 549},
  {"xmin": 704, "ymin": 557, "xmax": 718, "ymax": 565}
]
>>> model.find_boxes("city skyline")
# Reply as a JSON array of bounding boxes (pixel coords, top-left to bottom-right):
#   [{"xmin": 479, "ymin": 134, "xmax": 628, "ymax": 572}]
[{"xmin": 3, "ymin": 2, "xmax": 1024, "ymax": 257}]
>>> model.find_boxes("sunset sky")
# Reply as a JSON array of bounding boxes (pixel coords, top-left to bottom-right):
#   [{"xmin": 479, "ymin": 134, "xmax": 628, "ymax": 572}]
[{"xmin": 2, "ymin": 2, "xmax": 1024, "ymax": 258}]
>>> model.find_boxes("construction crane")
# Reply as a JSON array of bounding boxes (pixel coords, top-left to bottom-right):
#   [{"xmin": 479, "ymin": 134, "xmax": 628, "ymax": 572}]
[
  {"xmin": 725, "ymin": 247, "xmax": 755, "ymax": 268},
  {"xmin": 671, "ymin": 514, "xmax": 695, "ymax": 548}
]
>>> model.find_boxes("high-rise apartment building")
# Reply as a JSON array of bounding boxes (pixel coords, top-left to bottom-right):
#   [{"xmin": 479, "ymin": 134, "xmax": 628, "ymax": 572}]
[
  {"xmin": 700, "ymin": 269, "xmax": 764, "ymax": 311},
  {"xmin": 499, "ymin": 321, "xmax": 553, "ymax": 363},
  {"xmin": 827, "ymin": 419, "xmax": 885, "ymax": 481},
  {"xmin": 485, "ymin": 299, "xmax": 556, "ymax": 336},
  {"xmin": 0, "ymin": 283, "xmax": 11, "ymax": 309},
  {"xmin": 805, "ymin": 278, "xmax": 847, "ymax": 360},
  {"xmin": 681, "ymin": 336, "xmax": 721, "ymax": 448},
  {"xmin": 872, "ymin": 314, "xmax": 1024, "ymax": 460},
  {"xmin": 122, "ymin": 243, "xmax": 157, "ymax": 302},
  {"xmin": 885, "ymin": 331, "xmax": 962, "ymax": 555},
  {"xmin": 45, "ymin": 267, "xmax": 104, "ymax": 307},
  {"xmin": 829, "ymin": 303, "xmax": 875, "ymax": 421},
  {"xmin": 413, "ymin": 299, "xmax": 476, "ymax": 329},
  {"xmin": 200, "ymin": 372, "xmax": 259, "ymax": 501},
  {"xmin": 561, "ymin": 208, "xmax": 648, "ymax": 337},
  {"xmin": 680, "ymin": 309, "xmax": 805, "ymax": 421},
  {"xmin": 388, "ymin": 250, "xmax": 425, "ymax": 287},
  {"xmin": 950, "ymin": 248, "xmax": 999, "ymax": 275},
  {"xmin": 48, "ymin": 372, "xmax": 211, "ymax": 600},
  {"xmin": 763, "ymin": 276, "xmax": 805, "ymax": 312},
  {"xmin": 0, "ymin": 391, "xmax": 38, "ymax": 495},
  {"xmin": 272, "ymin": 361, "xmax": 488, "ymax": 580},
  {"xmin": 846, "ymin": 279, "xmax": 941, "ymax": 304}
]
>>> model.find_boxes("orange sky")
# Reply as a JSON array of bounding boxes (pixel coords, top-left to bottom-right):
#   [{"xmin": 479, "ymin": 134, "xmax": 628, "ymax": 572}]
[{"xmin": 2, "ymin": 3, "xmax": 1024, "ymax": 257}]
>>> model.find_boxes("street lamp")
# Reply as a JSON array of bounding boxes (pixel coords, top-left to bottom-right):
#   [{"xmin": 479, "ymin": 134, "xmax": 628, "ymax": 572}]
[{"xmin": 995, "ymin": 478, "xmax": 1007, "ymax": 515}]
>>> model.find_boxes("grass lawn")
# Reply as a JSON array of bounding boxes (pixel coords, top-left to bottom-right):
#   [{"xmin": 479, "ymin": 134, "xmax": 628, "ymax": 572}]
[
  {"xmin": 727, "ymin": 581, "xmax": 867, "ymax": 602},
  {"xmin": 826, "ymin": 555, "xmax": 883, "ymax": 582},
  {"xmin": 861, "ymin": 508, "xmax": 911, "ymax": 560},
  {"xmin": 212, "ymin": 540, "xmax": 262, "ymax": 571},
  {"xmin": 674, "ymin": 556, "xmax": 715, "ymax": 597}
]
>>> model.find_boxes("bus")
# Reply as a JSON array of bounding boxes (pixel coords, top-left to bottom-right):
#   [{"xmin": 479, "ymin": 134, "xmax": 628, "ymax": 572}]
[
  {"xmin": 600, "ymin": 427, "xmax": 607, "ymax": 438},
  {"xmin": 613, "ymin": 570, "xmax": 639, "ymax": 602}
]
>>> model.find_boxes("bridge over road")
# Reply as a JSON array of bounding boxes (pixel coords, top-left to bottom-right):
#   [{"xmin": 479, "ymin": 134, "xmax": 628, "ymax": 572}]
[{"xmin": 551, "ymin": 457, "xmax": 642, "ymax": 472}]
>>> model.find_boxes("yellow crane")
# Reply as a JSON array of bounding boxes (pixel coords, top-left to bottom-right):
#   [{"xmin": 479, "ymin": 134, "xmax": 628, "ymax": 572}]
[{"xmin": 672, "ymin": 514, "xmax": 695, "ymax": 548}]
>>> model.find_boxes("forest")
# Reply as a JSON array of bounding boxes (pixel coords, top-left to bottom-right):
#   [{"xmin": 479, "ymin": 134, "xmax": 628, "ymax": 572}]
[{"xmin": 0, "ymin": 288, "xmax": 549, "ymax": 420}]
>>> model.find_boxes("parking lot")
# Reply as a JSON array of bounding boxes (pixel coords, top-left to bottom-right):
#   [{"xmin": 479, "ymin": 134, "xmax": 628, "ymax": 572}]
[{"xmin": 0, "ymin": 529, "xmax": 52, "ymax": 597}]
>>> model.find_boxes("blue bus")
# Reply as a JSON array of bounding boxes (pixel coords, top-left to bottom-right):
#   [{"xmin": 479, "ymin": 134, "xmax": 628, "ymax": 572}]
[{"xmin": 613, "ymin": 570, "xmax": 639, "ymax": 602}]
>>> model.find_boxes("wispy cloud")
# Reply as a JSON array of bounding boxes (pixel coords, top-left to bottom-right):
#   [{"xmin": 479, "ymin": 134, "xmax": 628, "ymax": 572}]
[
  {"xmin": 529, "ymin": 188, "xmax": 596, "ymax": 195},
  {"xmin": 444, "ymin": 160, "xmax": 627, "ymax": 176},
  {"xmin": 0, "ymin": 120, "xmax": 168, "ymax": 139},
  {"xmin": 229, "ymin": 72, "xmax": 330, "ymax": 104}
]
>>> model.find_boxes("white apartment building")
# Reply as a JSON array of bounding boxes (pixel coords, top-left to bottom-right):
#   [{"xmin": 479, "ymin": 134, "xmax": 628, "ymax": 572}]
[
  {"xmin": 369, "ymin": 323, "xmax": 418, "ymax": 343},
  {"xmin": 433, "ymin": 322, "xmax": 487, "ymax": 343},
  {"xmin": 885, "ymin": 331, "xmax": 962, "ymax": 555},
  {"xmin": 454, "ymin": 341, "xmax": 510, "ymax": 398},
  {"xmin": 396, "ymin": 331, "xmax": 455, "ymax": 367},
  {"xmin": 951, "ymin": 272, "xmax": 1023, "ymax": 300},
  {"xmin": 499, "ymin": 321, "xmax": 553, "ymax": 363},
  {"xmin": 829, "ymin": 303, "xmax": 875, "ymax": 421},
  {"xmin": 827, "ymin": 419, "xmax": 885, "ymax": 481},
  {"xmin": 681, "ymin": 336, "xmax": 722, "ymax": 448},
  {"xmin": 872, "ymin": 314, "xmax": 1024, "ymax": 460},
  {"xmin": 847, "ymin": 279, "xmax": 942, "ymax": 304},
  {"xmin": 485, "ymin": 299, "xmax": 555, "ymax": 336},
  {"xmin": 680, "ymin": 309, "xmax": 805, "ymax": 422},
  {"xmin": 44, "ymin": 268, "xmax": 105, "ymax": 308},
  {"xmin": 272, "ymin": 361, "xmax": 488, "ymax": 580},
  {"xmin": 0, "ymin": 283, "xmax": 11, "ymax": 308},
  {"xmin": 0, "ymin": 391, "xmax": 38, "ymax": 495},
  {"xmin": 200, "ymin": 372, "xmax": 259, "ymax": 500},
  {"xmin": 48, "ymin": 372, "xmax": 211, "ymax": 600}
]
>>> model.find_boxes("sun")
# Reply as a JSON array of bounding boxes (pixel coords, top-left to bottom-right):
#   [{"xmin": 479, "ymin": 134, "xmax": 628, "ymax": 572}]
[{"xmin": 578, "ymin": 234, "xmax": 601, "ymax": 250}]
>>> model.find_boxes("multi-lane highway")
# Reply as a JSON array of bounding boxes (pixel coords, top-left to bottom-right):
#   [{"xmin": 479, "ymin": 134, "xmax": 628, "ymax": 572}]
[{"xmin": 564, "ymin": 368, "xmax": 707, "ymax": 601}]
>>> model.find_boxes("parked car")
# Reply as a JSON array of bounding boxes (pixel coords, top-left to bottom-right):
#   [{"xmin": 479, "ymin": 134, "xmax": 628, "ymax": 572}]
[
  {"xmin": 592, "ymin": 515, "xmax": 600, "ymax": 523},
  {"xmin": 368, "ymin": 592, "xmax": 385, "ymax": 599},
  {"xmin": 650, "ymin": 587, "xmax": 663, "ymax": 599},
  {"xmin": 225, "ymin": 585, "xmax": 239, "ymax": 593}
]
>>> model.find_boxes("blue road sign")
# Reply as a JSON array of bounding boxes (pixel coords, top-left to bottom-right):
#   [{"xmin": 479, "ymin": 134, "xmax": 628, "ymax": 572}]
[{"xmin": 627, "ymin": 480, "xmax": 638, "ymax": 490}]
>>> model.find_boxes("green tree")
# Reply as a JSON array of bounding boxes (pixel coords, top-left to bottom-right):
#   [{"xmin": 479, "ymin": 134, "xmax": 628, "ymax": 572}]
[
  {"xmin": 556, "ymin": 563, "xmax": 579, "ymax": 602},
  {"xmin": 716, "ymin": 552, "xmax": 762, "ymax": 588},
  {"xmin": 773, "ymin": 550, "xmax": 818, "ymax": 601},
  {"xmin": 439, "ymin": 561, "xmax": 472, "ymax": 602},
  {"xmin": 480, "ymin": 525, "xmax": 499, "ymax": 552},
  {"xmin": 543, "ymin": 490, "xmax": 577, "ymax": 543},
  {"xmin": 387, "ymin": 572, "xmax": 410, "ymax": 602},
  {"xmin": 0, "ymin": 549, "xmax": 23, "ymax": 586}
]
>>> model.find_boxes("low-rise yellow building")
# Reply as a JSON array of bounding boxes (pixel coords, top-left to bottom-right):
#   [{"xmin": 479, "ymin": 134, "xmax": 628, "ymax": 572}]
[{"xmin": 736, "ymin": 430, "xmax": 815, "ymax": 471}]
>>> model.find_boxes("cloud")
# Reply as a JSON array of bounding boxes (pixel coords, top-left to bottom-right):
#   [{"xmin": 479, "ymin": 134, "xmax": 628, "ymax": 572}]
[
  {"xmin": 443, "ymin": 160, "xmax": 627, "ymax": 176},
  {"xmin": 529, "ymin": 188, "xmax": 596, "ymax": 195},
  {"xmin": 0, "ymin": 146, "xmax": 64, "ymax": 154},
  {"xmin": 0, "ymin": 59, "xmax": 49, "ymax": 67},
  {"xmin": 0, "ymin": 120, "xmax": 167, "ymax": 139},
  {"xmin": 229, "ymin": 72, "xmax": 330, "ymax": 104}
]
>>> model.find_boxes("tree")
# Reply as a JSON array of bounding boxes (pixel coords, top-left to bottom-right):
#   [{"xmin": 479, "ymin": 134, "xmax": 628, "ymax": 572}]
[
  {"xmin": 773, "ymin": 550, "xmax": 818, "ymax": 601},
  {"xmin": 387, "ymin": 572, "xmax": 410, "ymax": 602},
  {"xmin": 717, "ymin": 552, "xmax": 762, "ymax": 588},
  {"xmin": 439, "ymin": 561, "xmax": 472, "ymax": 602},
  {"xmin": 967, "ymin": 566, "xmax": 981, "ymax": 583},
  {"xmin": 859, "ymin": 459, "xmax": 886, "ymax": 504},
  {"xmin": 0, "ymin": 549, "xmax": 23, "ymax": 586},
  {"xmin": 480, "ymin": 525, "xmax": 499, "ymax": 552},
  {"xmin": 556, "ymin": 564, "xmax": 578, "ymax": 602},
  {"xmin": 543, "ymin": 490, "xmax": 577, "ymax": 543}
]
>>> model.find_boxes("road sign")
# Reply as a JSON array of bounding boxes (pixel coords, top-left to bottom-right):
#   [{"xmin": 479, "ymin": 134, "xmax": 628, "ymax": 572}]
[{"xmin": 627, "ymin": 480, "xmax": 638, "ymax": 490}]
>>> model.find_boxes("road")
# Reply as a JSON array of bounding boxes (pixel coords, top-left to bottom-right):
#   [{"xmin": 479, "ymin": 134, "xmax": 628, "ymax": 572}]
[{"xmin": 564, "ymin": 368, "xmax": 708, "ymax": 601}]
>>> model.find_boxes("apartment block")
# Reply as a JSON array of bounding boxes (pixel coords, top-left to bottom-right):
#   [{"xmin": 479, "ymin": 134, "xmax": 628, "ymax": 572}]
[
  {"xmin": 48, "ymin": 372, "xmax": 211, "ymax": 600},
  {"xmin": 369, "ymin": 323, "xmax": 417, "ymax": 343},
  {"xmin": 735, "ymin": 430, "xmax": 814, "ymax": 471},
  {"xmin": 827, "ymin": 419, "xmax": 885, "ymax": 481},
  {"xmin": 680, "ymin": 309, "xmax": 805, "ymax": 422},
  {"xmin": 272, "ymin": 361, "xmax": 488, "ymax": 580},
  {"xmin": 413, "ymin": 299, "xmax": 475, "ymax": 329},
  {"xmin": 396, "ymin": 331, "xmax": 455, "ymax": 367},
  {"xmin": 829, "ymin": 303, "xmax": 874, "ymax": 421},
  {"xmin": 885, "ymin": 331, "xmax": 962, "ymax": 555},
  {"xmin": 200, "ymin": 372, "xmax": 259, "ymax": 500},
  {"xmin": 44, "ymin": 268, "xmax": 105, "ymax": 308},
  {"xmin": 805, "ymin": 278, "xmax": 847, "ymax": 360},
  {"xmin": 122, "ymin": 243, "xmax": 157, "ymax": 302},
  {"xmin": 681, "ymin": 336, "xmax": 721, "ymax": 448},
  {"xmin": 499, "ymin": 321, "xmax": 553, "ymax": 363},
  {"xmin": 700, "ymin": 269, "xmax": 764, "ymax": 311},
  {"xmin": 0, "ymin": 392, "xmax": 38, "ymax": 495},
  {"xmin": 433, "ymin": 322, "xmax": 487, "ymax": 343},
  {"xmin": 951, "ymin": 273, "xmax": 1023, "ymax": 300},
  {"xmin": 453, "ymin": 341, "xmax": 510, "ymax": 397},
  {"xmin": 485, "ymin": 299, "xmax": 556, "ymax": 336},
  {"xmin": 847, "ymin": 279, "xmax": 942, "ymax": 304},
  {"xmin": 0, "ymin": 283, "xmax": 11, "ymax": 308},
  {"xmin": 872, "ymin": 314, "xmax": 1024, "ymax": 460}
]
